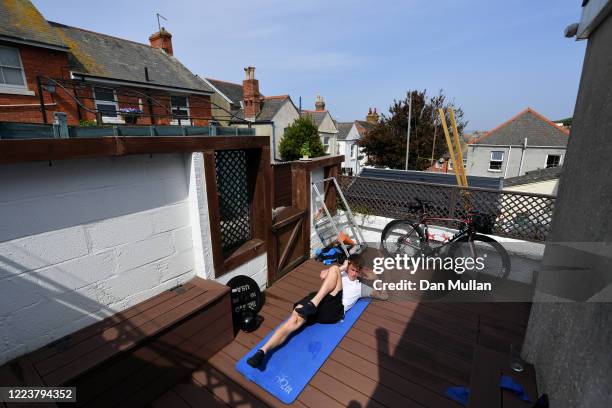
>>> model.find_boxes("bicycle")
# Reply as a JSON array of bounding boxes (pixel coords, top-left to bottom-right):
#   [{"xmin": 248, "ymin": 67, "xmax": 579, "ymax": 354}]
[{"xmin": 380, "ymin": 198, "xmax": 511, "ymax": 280}]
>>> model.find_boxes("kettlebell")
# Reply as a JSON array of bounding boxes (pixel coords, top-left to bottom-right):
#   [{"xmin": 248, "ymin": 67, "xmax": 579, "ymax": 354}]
[{"xmin": 240, "ymin": 309, "xmax": 259, "ymax": 332}]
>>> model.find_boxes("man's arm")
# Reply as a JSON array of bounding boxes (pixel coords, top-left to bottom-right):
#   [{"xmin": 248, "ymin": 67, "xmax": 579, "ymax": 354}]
[{"xmin": 358, "ymin": 266, "xmax": 378, "ymax": 281}]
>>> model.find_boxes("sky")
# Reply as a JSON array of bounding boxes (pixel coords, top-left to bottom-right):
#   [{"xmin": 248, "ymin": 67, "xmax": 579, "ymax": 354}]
[{"xmin": 32, "ymin": 0, "xmax": 586, "ymax": 130}]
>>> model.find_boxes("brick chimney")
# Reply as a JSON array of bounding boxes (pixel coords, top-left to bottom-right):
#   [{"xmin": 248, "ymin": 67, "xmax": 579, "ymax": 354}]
[
  {"xmin": 149, "ymin": 27, "xmax": 173, "ymax": 55},
  {"xmin": 315, "ymin": 94, "xmax": 326, "ymax": 111},
  {"xmin": 366, "ymin": 107, "xmax": 379, "ymax": 123},
  {"xmin": 243, "ymin": 66, "xmax": 262, "ymax": 119}
]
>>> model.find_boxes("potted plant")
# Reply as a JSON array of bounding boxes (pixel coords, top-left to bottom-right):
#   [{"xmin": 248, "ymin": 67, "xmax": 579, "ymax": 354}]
[
  {"xmin": 300, "ymin": 142, "xmax": 312, "ymax": 160},
  {"xmin": 119, "ymin": 107, "xmax": 143, "ymax": 125}
]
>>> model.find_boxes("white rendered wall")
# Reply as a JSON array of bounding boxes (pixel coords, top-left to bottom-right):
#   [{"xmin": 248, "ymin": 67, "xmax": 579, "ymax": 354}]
[{"xmin": 0, "ymin": 153, "xmax": 199, "ymax": 364}]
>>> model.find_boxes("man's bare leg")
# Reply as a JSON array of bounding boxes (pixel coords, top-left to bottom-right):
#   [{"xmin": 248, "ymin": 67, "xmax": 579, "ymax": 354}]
[
  {"xmin": 247, "ymin": 266, "xmax": 342, "ymax": 368},
  {"xmin": 310, "ymin": 265, "xmax": 342, "ymax": 306}
]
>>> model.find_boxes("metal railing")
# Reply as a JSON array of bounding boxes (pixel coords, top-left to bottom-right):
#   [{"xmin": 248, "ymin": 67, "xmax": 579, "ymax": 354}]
[
  {"xmin": 0, "ymin": 122, "xmax": 255, "ymax": 140},
  {"xmin": 337, "ymin": 175, "xmax": 556, "ymax": 242}
]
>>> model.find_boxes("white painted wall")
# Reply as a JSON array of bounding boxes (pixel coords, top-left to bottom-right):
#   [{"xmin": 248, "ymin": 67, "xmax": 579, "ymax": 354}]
[
  {"xmin": 467, "ymin": 144, "xmax": 566, "ymax": 178},
  {"xmin": 339, "ymin": 124, "xmax": 362, "ymax": 174},
  {"xmin": 271, "ymin": 100, "xmax": 300, "ymax": 161},
  {"xmin": 0, "ymin": 154, "xmax": 200, "ymax": 364},
  {"xmin": 504, "ymin": 179, "xmax": 559, "ymax": 195}
]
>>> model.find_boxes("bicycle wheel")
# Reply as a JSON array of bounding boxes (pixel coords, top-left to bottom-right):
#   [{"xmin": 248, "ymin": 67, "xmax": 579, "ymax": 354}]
[
  {"xmin": 448, "ymin": 234, "xmax": 511, "ymax": 280},
  {"xmin": 380, "ymin": 220, "xmax": 424, "ymax": 256}
]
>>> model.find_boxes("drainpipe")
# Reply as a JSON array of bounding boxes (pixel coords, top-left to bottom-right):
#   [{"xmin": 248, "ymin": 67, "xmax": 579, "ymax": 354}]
[
  {"xmin": 518, "ymin": 138, "xmax": 528, "ymax": 176},
  {"xmin": 504, "ymin": 145, "xmax": 512, "ymax": 178},
  {"xmin": 271, "ymin": 122, "xmax": 277, "ymax": 161}
]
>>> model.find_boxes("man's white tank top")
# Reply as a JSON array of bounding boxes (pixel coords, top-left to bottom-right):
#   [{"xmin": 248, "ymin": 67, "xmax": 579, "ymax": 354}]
[{"xmin": 341, "ymin": 271, "xmax": 362, "ymax": 312}]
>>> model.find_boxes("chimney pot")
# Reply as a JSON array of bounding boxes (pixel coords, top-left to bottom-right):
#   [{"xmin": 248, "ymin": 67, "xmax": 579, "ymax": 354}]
[
  {"xmin": 315, "ymin": 94, "xmax": 326, "ymax": 112},
  {"xmin": 149, "ymin": 27, "xmax": 173, "ymax": 55},
  {"xmin": 366, "ymin": 107, "xmax": 379, "ymax": 124}
]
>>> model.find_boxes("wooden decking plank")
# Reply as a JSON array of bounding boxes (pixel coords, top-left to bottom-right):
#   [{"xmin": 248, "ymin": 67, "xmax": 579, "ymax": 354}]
[
  {"xmin": 191, "ymin": 361, "xmax": 271, "ymax": 408},
  {"xmin": 150, "ymin": 389, "xmax": 194, "ymax": 408},
  {"xmin": 320, "ymin": 359, "xmax": 425, "ymax": 407},
  {"xmin": 42, "ymin": 289, "xmax": 217, "ymax": 385},
  {"xmin": 358, "ymin": 308, "xmax": 475, "ymax": 360},
  {"xmin": 353, "ymin": 316, "xmax": 473, "ymax": 366},
  {"xmin": 331, "ymin": 347, "xmax": 458, "ymax": 408},
  {"xmin": 37, "ymin": 284, "xmax": 206, "ymax": 377},
  {"xmin": 29, "ymin": 283, "xmax": 196, "ymax": 364},
  {"xmin": 308, "ymin": 369, "xmax": 388, "ymax": 408},
  {"xmin": 348, "ymin": 322, "xmax": 471, "ymax": 385},
  {"xmin": 172, "ymin": 383, "xmax": 229, "ymax": 408},
  {"xmin": 467, "ymin": 346, "xmax": 502, "ymax": 408},
  {"xmin": 370, "ymin": 299, "xmax": 479, "ymax": 334}
]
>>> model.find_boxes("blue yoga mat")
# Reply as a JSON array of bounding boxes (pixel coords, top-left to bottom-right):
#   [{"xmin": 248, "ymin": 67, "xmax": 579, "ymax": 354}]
[{"xmin": 236, "ymin": 298, "xmax": 371, "ymax": 404}]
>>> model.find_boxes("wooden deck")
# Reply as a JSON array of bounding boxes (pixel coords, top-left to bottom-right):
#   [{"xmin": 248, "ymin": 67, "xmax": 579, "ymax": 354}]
[{"xmin": 152, "ymin": 259, "xmax": 536, "ymax": 408}]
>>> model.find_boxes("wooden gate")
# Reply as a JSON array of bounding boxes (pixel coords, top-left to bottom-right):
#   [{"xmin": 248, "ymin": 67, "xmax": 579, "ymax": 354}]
[{"xmin": 269, "ymin": 207, "xmax": 309, "ymax": 282}]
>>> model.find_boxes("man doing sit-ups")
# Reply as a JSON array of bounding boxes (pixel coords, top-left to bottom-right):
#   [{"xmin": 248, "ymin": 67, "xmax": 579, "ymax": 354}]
[{"xmin": 247, "ymin": 253, "xmax": 387, "ymax": 368}]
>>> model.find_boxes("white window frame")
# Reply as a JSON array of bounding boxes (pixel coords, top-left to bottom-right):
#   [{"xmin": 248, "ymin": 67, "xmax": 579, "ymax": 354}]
[
  {"xmin": 93, "ymin": 86, "xmax": 123, "ymax": 124},
  {"xmin": 489, "ymin": 151, "xmax": 504, "ymax": 172},
  {"xmin": 322, "ymin": 135, "xmax": 330, "ymax": 153},
  {"xmin": 350, "ymin": 144, "xmax": 357, "ymax": 159},
  {"xmin": 545, "ymin": 154, "xmax": 562, "ymax": 168},
  {"xmin": 0, "ymin": 45, "xmax": 33, "ymax": 95},
  {"xmin": 170, "ymin": 95, "xmax": 191, "ymax": 126}
]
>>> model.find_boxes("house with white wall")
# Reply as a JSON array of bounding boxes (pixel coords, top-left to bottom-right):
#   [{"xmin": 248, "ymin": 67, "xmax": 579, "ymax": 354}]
[
  {"xmin": 336, "ymin": 116, "xmax": 375, "ymax": 175},
  {"xmin": 301, "ymin": 95, "xmax": 339, "ymax": 156},
  {"xmin": 466, "ymin": 108, "xmax": 569, "ymax": 178}
]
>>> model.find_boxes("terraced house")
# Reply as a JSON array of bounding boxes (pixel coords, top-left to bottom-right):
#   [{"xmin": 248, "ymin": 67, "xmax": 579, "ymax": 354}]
[{"xmin": 0, "ymin": 0, "xmax": 213, "ymax": 126}]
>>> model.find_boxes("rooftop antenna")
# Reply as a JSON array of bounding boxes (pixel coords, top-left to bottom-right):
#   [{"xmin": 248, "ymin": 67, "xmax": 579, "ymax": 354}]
[{"xmin": 156, "ymin": 13, "xmax": 167, "ymax": 32}]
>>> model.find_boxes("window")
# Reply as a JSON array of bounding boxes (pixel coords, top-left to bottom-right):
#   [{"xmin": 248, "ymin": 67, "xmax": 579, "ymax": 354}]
[
  {"xmin": 546, "ymin": 154, "xmax": 561, "ymax": 168},
  {"xmin": 350, "ymin": 144, "xmax": 357, "ymax": 158},
  {"xmin": 0, "ymin": 46, "xmax": 28, "ymax": 91},
  {"xmin": 93, "ymin": 87, "xmax": 122, "ymax": 123},
  {"xmin": 449, "ymin": 159, "xmax": 467, "ymax": 170},
  {"xmin": 489, "ymin": 151, "xmax": 504, "ymax": 171},
  {"xmin": 323, "ymin": 136, "xmax": 330, "ymax": 153},
  {"xmin": 171, "ymin": 95, "xmax": 191, "ymax": 125}
]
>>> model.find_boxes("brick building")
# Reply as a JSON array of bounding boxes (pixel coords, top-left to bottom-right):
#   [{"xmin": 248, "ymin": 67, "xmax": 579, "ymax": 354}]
[{"xmin": 0, "ymin": 0, "xmax": 213, "ymax": 126}]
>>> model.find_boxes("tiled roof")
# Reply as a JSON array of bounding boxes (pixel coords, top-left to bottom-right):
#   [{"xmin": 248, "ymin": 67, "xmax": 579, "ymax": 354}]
[
  {"xmin": 229, "ymin": 96, "xmax": 292, "ymax": 122},
  {"xmin": 336, "ymin": 122, "xmax": 354, "ymax": 140},
  {"xmin": 0, "ymin": 0, "xmax": 67, "ymax": 49},
  {"xmin": 301, "ymin": 110, "xmax": 327, "ymax": 127},
  {"xmin": 470, "ymin": 108, "xmax": 569, "ymax": 147},
  {"xmin": 355, "ymin": 120, "xmax": 376, "ymax": 136},
  {"xmin": 258, "ymin": 96, "xmax": 290, "ymax": 121},
  {"xmin": 50, "ymin": 22, "xmax": 212, "ymax": 93},
  {"xmin": 206, "ymin": 78, "xmax": 244, "ymax": 109},
  {"xmin": 503, "ymin": 166, "xmax": 562, "ymax": 187}
]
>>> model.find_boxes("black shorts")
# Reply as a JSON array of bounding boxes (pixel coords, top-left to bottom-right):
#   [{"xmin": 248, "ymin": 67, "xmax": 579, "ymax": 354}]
[{"xmin": 294, "ymin": 290, "xmax": 344, "ymax": 325}]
